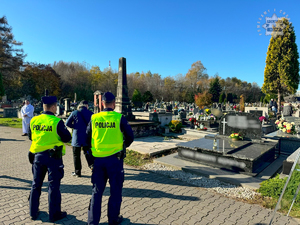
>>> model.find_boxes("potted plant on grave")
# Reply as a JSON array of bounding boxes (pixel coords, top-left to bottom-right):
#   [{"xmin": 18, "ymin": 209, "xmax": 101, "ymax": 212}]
[
  {"xmin": 168, "ymin": 120, "xmax": 183, "ymax": 133},
  {"xmin": 229, "ymin": 132, "xmax": 243, "ymax": 141},
  {"xmin": 189, "ymin": 117, "xmax": 196, "ymax": 129}
]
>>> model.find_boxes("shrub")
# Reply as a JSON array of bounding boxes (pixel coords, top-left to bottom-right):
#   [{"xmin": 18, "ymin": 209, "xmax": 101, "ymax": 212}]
[{"xmin": 259, "ymin": 174, "xmax": 287, "ymax": 199}]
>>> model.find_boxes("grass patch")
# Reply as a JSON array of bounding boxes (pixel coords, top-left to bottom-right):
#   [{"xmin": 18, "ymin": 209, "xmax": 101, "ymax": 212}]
[
  {"xmin": 0, "ymin": 117, "xmax": 22, "ymax": 128},
  {"xmin": 124, "ymin": 149, "xmax": 153, "ymax": 167},
  {"xmin": 258, "ymin": 171, "xmax": 300, "ymax": 218}
]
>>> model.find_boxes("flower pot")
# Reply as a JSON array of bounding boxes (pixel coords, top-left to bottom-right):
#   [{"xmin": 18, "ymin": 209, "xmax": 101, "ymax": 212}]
[{"xmin": 231, "ymin": 138, "xmax": 240, "ymax": 142}]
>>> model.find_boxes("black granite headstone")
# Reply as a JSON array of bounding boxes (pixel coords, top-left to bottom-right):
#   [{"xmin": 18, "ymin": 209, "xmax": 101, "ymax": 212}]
[
  {"xmin": 284, "ymin": 116, "xmax": 300, "ymax": 126},
  {"xmin": 249, "ymin": 110, "xmax": 263, "ymax": 118},
  {"xmin": 219, "ymin": 112, "xmax": 262, "ymax": 140}
]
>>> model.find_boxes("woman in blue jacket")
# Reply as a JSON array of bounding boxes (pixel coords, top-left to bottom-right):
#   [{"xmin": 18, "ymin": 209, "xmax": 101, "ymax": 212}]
[{"xmin": 66, "ymin": 100, "xmax": 94, "ymax": 177}]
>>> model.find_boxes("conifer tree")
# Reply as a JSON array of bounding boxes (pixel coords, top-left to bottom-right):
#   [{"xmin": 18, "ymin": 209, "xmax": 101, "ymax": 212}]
[
  {"xmin": 209, "ymin": 77, "xmax": 222, "ymax": 102},
  {"xmin": 0, "ymin": 72, "xmax": 4, "ymax": 97},
  {"xmin": 262, "ymin": 18, "xmax": 299, "ymax": 110},
  {"xmin": 0, "ymin": 16, "xmax": 25, "ymax": 72},
  {"xmin": 219, "ymin": 92, "xmax": 226, "ymax": 103}
]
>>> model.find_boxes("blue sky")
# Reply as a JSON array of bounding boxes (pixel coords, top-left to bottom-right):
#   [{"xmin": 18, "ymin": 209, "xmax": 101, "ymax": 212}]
[{"xmin": 2, "ymin": 0, "xmax": 300, "ymax": 87}]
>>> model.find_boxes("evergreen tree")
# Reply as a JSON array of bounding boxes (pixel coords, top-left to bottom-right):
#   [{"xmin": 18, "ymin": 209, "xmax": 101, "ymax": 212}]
[
  {"xmin": 142, "ymin": 90, "xmax": 153, "ymax": 103},
  {"xmin": 260, "ymin": 96, "xmax": 264, "ymax": 103},
  {"xmin": 132, "ymin": 89, "xmax": 142, "ymax": 108},
  {"xmin": 227, "ymin": 93, "xmax": 233, "ymax": 103},
  {"xmin": 209, "ymin": 77, "xmax": 222, "ymax": 102},
  {"xmin": 219, "ymin": 92, "xmax": 226, "ymax": 103},
  {"xmin": 0, "ymin": 16, "xmax": 25, "ymax": 72},
  {"xmin": 0, "ymin": 72, "xmax": 4, "ymax": 97},
  {"xmin": 262, "ymin": 18, "xmax": 300, "ymax": 111}
]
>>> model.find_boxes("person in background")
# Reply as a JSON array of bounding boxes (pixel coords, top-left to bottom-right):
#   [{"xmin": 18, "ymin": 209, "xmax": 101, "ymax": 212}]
[
  {"xmin": 269, "ymin": 99, "xmax": 274, "ymax": 110},
  {"xmin": 21, "ymin": 100, "xmax": 34, "ymax": 136},
  {"xmin": 66, "ymin": 100, "xmax": 94, "ymax": 177},
  {"xmin": 272, "ymin": 99, "xmax": 278, "ymax": 114},
  {"xmin": 28, "ymin": 96, "xmax": 71, "ymax": 222},
  {"xmin": 87, "ymin": 92, "xmax": 134, "ymax": 225}
]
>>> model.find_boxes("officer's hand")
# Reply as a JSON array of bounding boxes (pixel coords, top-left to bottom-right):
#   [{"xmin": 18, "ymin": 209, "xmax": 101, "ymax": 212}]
[{"xmin": 120, "ymin": 148, "xmax": 126, "ymax": 160}]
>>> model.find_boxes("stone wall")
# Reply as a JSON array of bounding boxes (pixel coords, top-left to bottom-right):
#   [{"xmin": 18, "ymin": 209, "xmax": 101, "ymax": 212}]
[{"xmin": 131, "ymin": 123, "xmax": 159, "ymax": 138}]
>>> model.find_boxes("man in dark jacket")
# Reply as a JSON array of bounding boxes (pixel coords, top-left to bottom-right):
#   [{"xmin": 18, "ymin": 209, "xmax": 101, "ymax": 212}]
[{"xmin": 66, "ymin": 100, "xmax": 94, "ymax": 177}]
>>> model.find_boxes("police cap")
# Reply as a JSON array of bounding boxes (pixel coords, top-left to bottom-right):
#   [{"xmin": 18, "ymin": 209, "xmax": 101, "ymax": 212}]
[
  {"xmin": 102, "ymin": 92, "xmax": 115, "ymax": 103},
  {"xmin": 42, "ymin": 96, "xmax": 57, "ymax": 105}
]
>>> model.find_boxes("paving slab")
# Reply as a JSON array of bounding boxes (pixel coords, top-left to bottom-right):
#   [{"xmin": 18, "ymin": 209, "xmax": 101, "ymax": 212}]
[{"xmin": 1, "ymin": 125, "xmax": 300, "ymax": 224}]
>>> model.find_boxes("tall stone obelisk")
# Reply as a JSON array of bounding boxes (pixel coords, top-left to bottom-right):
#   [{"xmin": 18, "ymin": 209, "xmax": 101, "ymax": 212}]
[{"xmin": 115, "ymin": 57, "xmax": 135, "ymax": 120}]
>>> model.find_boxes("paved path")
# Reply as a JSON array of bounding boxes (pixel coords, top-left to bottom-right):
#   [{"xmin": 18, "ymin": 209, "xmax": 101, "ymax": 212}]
[{"xmin": 0, "ymin": 126, "xmax": 299, "ymax": 225}]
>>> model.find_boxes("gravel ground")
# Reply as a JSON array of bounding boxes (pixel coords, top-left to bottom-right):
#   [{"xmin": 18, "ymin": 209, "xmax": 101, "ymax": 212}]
[{"xmin": 143, "ymin": 163, "xmax": 260, "ymax": 200}]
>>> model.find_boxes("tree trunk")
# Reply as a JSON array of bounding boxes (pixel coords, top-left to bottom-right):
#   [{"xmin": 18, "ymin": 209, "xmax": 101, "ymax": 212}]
[{"xmin": 278, "ymin": 90, "xmax": 281, "ymax": 113}]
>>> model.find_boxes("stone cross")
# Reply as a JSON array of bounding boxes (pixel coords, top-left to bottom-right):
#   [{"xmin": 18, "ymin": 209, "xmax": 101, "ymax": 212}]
[{"xmin": 222, "ymin": 117, "xmax": 227, "ymax": 135}]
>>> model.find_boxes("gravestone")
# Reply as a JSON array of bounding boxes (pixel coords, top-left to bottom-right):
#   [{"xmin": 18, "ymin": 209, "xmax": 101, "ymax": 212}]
[
  {"xmin": 64, "ymin": 98, "xmax": 71, "ymax": 116},
  {"xmin": 2, "ymin": 95, "xmax": 7, "ymax": 102},
  {"xmin": 245, "ymin": 107, "xmax": 268, "ymax": 118},
  {"xmin": 3, "ymin": 108, "xmax": 18, "ymax": 118},
  {"xmin": 177, "ymin": 112, "xmax": 276, "ymax": 175},
  {"xmin": 115, "ymin": 57, "xmax": 135, "ymax": 120},
  {"xmin": 219, "ymin": 112, "xmax": 262, "ymax": 140}
]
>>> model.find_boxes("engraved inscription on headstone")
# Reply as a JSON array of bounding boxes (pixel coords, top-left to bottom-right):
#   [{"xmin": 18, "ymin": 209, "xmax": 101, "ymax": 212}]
[{"xmin": 219, "ymin": 113, "xmax": 262, "ymax": 140}]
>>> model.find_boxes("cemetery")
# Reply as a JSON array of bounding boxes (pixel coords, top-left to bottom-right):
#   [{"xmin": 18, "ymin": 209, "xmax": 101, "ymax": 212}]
[
  {"xmin": 2, "ymin": 57, "xmax": 300, "ymax": 185},
  {"xmin": 1, "ymin": 2, "xmax": 300, "ymax": 223}
]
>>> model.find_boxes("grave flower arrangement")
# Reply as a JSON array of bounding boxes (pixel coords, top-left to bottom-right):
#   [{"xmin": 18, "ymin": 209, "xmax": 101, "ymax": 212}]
[
  {"xmin": 198, "ymin": 113, "xmax": 204, "ymax": 120},
  {"xmin": 275, "ymin": 119, "xmax": 296, "ymax": 134},
  {"xmin": 209, "ymin": 114, "xmax": 216, "ymax": 120},
  {"xmin": 189, "ymin": 117, "xmax": 196, "ymax": 123},
  {"xmin": 205, "ymin": 108, "xmax": 211, "ymax": 116},
  {"xmin": 229, "ymin": 132, "xmax": 243, "ymax": 141},
  {"xmin": 259, "ymin": 116, "xmax": 266, "ymax": 122},
  {"xmin": 168, "ymin": 120, "xmax": 183, "ymax": 133}
]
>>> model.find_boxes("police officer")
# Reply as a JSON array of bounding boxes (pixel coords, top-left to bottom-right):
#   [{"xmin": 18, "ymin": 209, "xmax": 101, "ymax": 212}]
[
  {"xmin": 28, "ymin": 96, "xmax": 71, "ymax": 222},
  {"xmin": 87, "ymin": 92, "xmax": 134, "ymax": 225}
]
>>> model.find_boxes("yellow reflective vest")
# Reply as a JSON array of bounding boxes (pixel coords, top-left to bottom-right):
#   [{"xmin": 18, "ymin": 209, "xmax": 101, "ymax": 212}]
[
  {"xmin": 91, "ymin": 111, "xmax": 123, "ymax": 157},
  {"xmin": 29, "ymin": 114, "xmax": 66, "ymax": 155}
]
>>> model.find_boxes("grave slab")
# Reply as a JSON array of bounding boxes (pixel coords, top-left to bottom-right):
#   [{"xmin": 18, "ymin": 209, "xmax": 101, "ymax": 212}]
[
  {"xmin": 128, "ymin": 136, "xmax": 187, "ymax": 156},
  {"xmin": 177, "ymin": 137, "xmax": 277, "ymax": 175}
]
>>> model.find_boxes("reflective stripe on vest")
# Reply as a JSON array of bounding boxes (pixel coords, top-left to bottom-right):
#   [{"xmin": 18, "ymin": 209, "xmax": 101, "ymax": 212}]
[
  {"xmin": 29, "ymin": 114, "xmax": 66, "ymax": 154},
  {"xmin": 91, "ymin": 111, "xmax": 123, "ymax": 157}
]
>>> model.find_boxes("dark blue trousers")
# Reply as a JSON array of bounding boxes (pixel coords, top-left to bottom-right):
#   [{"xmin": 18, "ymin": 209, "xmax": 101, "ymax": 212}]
[
  {"xmin": 29, "ymin": 151, "xmax": 64, "ymax": 220},
  {"xmin": 87, "ymin": 155, "xmax": 124, "ymax": 225}
]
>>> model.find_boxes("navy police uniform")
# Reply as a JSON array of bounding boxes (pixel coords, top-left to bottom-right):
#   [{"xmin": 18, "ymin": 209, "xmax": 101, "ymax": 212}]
[
  {"xmin": 28, "ymin": 96, "xmax": 71, "ymax": 222},
  {"xmin": 87, "ymin": 92, "xmax": 134, "ymax": 225}
]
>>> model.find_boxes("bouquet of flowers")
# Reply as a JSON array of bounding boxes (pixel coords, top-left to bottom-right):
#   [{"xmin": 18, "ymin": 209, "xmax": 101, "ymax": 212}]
[
  {"xmin": 229, "ymin": 132, "xmax": 243, "ymax": 140},
  {"xmin": 210, "ymin": 114, "xmax": 216, "ymax": 120},
  {"xmin": 189, "ymin": 117, "xmax": 196, "ymax": 123},
  {"xmin": 275, "ymin": 119, "xmax": 296, "ymax": 134},
  {"xmin": 259, "ymin": 116, "xmax": 266, "ymax": 122},
  {"xmin": 205, "ymin": 108, "xmax": 211, "ymax": 116}
]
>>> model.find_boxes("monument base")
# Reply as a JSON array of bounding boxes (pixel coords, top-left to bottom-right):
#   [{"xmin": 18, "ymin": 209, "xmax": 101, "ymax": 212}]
[{"xmin": 177, "ymin": 136, "xmax": 277, "ymax": 175}]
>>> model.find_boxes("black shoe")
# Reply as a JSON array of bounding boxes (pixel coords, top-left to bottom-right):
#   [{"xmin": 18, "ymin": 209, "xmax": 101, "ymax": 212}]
[
  {"xmin": 22, "ymin": 133, "xmax": 28, "ymax": 136},
  {"xmin": 30, "ymin": 211, "xmax": 39, "ymax": 220},
  {"xmin": 109, "ymin": 215, "xmax": 123, "ymax": 225},
  {"xmin": 49, "ymin": 211, "xmax": 67, "ymax": 222},
  {"xmin": 72, "ymin": 172, "xmax": 81, "ymax": 177}
]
